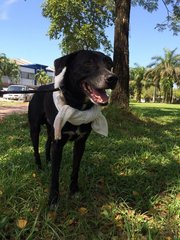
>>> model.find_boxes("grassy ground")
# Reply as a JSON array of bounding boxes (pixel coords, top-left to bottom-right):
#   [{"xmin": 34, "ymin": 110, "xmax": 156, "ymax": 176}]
[{"xmin": 0, "ymin": 102, "xmax": 179, "ymax": 239}]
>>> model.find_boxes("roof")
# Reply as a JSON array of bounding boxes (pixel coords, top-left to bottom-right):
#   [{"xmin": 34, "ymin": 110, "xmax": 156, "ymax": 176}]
[
  {"xmin": 46, "ymin": 66, "xmax": 55, "ymax": 71},
  {"xmin": 11, "ymin": 58, "xmax": 32, "ymax": 65},
  {"xmin": 22, "ymin": 64, "xmax": 54, "ymax": 72},
  {"xmin": 10, "ymin": 58, "xmax": 54, "ymax": 72}
]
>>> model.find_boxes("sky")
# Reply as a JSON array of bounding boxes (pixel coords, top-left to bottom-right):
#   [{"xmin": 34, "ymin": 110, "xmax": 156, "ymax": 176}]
[{"xmin": 0, "ymin": 0, "xmax": 179, "ymax": 68}]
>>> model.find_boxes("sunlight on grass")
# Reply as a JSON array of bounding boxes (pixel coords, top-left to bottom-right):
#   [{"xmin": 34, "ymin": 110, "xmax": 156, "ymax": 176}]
[
  {"xmin": 130, "ymin": 102, "xmax": 180, "ymax": 124},
  {"xmin": 0, "ymin": 103, "xmax": 179, "ymax": 239},
  {"xmin": 0, "ymin": 100, "xmax": 28, "ymax": 107}
]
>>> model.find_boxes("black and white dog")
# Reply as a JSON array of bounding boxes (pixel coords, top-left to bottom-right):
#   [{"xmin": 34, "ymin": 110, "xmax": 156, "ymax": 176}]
[{"xmin": 28, "ymin": 50, "xmax": 118, "ymax": 208}]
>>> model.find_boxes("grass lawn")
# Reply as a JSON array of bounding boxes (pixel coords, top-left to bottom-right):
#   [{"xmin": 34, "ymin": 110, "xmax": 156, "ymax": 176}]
[{"xmin": 0, "ymin": 102, "xmax": 179, "ymax": 239}]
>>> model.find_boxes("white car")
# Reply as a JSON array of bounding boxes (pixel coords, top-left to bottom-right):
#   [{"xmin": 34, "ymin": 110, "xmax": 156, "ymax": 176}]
[{"xmin": 3, "ymin": 85, "xmax": 33, "ymax": 102}]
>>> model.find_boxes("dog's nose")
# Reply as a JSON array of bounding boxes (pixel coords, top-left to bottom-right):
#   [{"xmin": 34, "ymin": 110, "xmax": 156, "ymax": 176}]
[{"xmin": 106, "ymin": 74, "xmax": 118, "ymax": 89}]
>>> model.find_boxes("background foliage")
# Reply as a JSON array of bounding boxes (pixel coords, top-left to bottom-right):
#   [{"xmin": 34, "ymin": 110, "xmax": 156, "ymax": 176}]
[{"xmin": 0, "ymin": 54, "xmax": 20, "ymax": 85}]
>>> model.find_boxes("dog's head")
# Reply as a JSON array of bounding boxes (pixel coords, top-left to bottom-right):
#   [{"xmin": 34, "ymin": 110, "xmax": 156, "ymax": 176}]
[{"xmin": 54, "ymin": 50, "xmax": 118, "ymax": 107}]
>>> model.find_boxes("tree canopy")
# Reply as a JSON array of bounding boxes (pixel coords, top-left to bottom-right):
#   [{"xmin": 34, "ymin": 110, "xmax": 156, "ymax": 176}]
[
  {"xmin": 42, "ymin": 0, "xmax": 179, "ymax": 55},
  {"xmin": 41, "ymin": 0, "xmax": 179, "ymax": 107},
  {"xmin": 147, "ymin": 48, "xmax": 180, "ymax": 83},
  {"xmin": 42, "ymin": 0, "xmax": 114, "ymax": 54}
]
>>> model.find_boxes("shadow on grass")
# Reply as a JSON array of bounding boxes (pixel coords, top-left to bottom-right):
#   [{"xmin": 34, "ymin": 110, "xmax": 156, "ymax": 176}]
[
  {"xmin": 53, "ymin": 105, "xmax": 179, "ymax": 238},
  {"xmin": 0, "ymin": 106, "xmax": 179, "ymax": 239},
  {"xmin": 85, "ymin": 153, "xmax": 179, "ymax": 212},
  {"xmin": 132, "ymin": 106, "xmax": 179, "ymax": 117}
]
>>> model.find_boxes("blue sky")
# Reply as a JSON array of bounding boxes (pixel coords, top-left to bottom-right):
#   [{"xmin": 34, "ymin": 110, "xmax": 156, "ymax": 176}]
[{"xmin": 0, "ymin": 0, "xmax": 179, "ymax": 68}]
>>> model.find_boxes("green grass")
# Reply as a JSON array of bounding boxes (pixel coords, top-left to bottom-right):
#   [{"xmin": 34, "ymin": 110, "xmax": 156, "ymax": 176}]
[{"xmin": 0, "ymin": 102, "xmax": 179, "ymax": 239}]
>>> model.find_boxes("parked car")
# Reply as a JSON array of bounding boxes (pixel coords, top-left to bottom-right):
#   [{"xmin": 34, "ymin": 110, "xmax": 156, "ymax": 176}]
[{"xmin": 3, "ymin": 85, "xmax": 33, "ymax": 102}]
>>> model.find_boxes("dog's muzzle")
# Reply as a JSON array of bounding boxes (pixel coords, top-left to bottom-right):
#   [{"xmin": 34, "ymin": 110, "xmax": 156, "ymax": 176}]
[
  {"xmin": 82, "ymin": 73, "xmax": 118, "ymax": 106},
  {"xmin": 106, "ymin": 74, "xmax": 118, "ymax": 90}
]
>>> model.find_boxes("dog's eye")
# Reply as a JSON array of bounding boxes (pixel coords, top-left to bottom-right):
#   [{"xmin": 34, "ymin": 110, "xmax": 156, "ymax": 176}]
[
  {"xmin": 106, "ymin": 63, "xmax": 113, "ymax": 71},
  {"xmin": 104, "ymin": 58, "xmax": 113, "ymax": 71}
]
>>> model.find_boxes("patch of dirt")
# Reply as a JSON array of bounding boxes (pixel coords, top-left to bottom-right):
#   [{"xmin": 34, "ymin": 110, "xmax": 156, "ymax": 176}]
[{"xmin": 0, "ymin": 102, "xmax": 28, "ymax": 121}]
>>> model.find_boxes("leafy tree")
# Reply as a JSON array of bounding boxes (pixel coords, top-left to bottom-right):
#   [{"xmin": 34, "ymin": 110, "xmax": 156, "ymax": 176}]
[
  {"xmin": 35, "ymin": 69, "xmax": 52, "ymax": 85},
  {"xmin": 130, "ymin": 64, "xmax": 146, "ymax": 102},
  {"xmin": 0, "ymin": 53, "xmax": 20, "ymax": 84},
  {"xmin": 111, "ymin": 0, "xmax": 179, "ymax": 107},
  {"xmin": 41, "ymin": 0, "xmax": 179, "ymax": 108},
  {"xmin": 111, "ymin": 0, "xmax": 131, "ymax": 108},
  {"xmin": 42, "ymin": 0, "xmax": 114, "ymax": 54},
  {"xmin": 145, "ymin": 48, "xmax": 180, "ymax": 103}
]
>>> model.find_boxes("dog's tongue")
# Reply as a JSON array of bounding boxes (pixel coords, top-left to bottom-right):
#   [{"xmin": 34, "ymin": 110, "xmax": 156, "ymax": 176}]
[{"xmin": 90, "ymin": 88, "xmax": 109, "ymax": 104}]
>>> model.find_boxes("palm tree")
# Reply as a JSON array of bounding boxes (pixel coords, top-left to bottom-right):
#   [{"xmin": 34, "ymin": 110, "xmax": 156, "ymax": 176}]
[
  {"xmin": 0, "ymin": 53, "xmax": 20, "ymax": 84},
  {"xmin": 130, "ymin": 64, "xmax": 146, "ymax": 102},
  {"xmin": 0, "ymin": 53, "xmax": 8, "ymax": 82},
  {"xmin": 35, "ymin": 69, "xmax": 52, "ymax": 85},
  {"xmin": 144, "ymin": 68, "xmax": 161, "ymax": 102},
  {"xmin": 145, "ymin": 48, "xmax": 180, "ymax": 103}
]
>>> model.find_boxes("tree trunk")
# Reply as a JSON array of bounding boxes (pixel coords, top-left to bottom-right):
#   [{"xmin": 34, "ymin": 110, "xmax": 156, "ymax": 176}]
[
  {"xmin": 136, "ymin": 90, "xmax": 141, "ymax": 103},
  {"xmin": 111, "ymin": 0, "xmax": 131, "ymax": 108},
  {"xmin": 170, "ymin": 87, "xmax": 173, "ymax": 103},
  {"xmin": 153, "ymin": 86, "xmax": 157, "ymax": 103}
]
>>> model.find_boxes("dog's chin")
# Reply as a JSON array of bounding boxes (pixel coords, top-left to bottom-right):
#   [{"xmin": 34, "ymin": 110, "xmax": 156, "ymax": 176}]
[{"xmin": 82, "ymin": 82, "xmax": 109, "ymax": 106}]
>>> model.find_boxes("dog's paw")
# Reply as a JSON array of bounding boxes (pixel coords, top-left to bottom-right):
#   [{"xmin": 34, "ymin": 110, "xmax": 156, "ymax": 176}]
[
  {"xmin": 69, "ymin": 184, "xmax": 79, "ymax": 196},
  {"xmin": 69, "ymin": 191, "xmax": 81, "ymax": 200},
  {"xmin": 48, "ymin": 202, "xmax": 59, "ymax": 212},
  {"xmin": 48, "ymin": 192, "xmax": 59, "ymax": 209},
  {"xmin": 36, "ymin": 164, "xmax": 43, "ymax": 171}
]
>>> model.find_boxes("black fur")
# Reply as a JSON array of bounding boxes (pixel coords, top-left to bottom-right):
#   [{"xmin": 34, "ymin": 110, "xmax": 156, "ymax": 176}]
[{"xmin": 28, "ymin": 50, "xmax": 118, "ymax": 208}]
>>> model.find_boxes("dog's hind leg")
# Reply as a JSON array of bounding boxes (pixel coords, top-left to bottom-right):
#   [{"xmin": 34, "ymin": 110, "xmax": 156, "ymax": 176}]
[
  {"xmin": 30, "ymin": 125, "xmax": 42, "ymax": 170},
  {"xmin": 45, "ymin": 123, "xmax": 52, "ymax": 164},
  {"xmin": 70, "ymin": 134, "xmax": 90, "ymax": 195}
]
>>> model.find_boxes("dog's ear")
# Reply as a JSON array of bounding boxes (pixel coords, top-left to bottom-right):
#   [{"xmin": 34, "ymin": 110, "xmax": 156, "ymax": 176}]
[
  {"xmin": 54, "ymin": 51, "xmax": 78, "ymax": 76},
  {"xmin": 54, "ymin": 55, "xmax": 70, "ymax": 76},
  {"xmin": 96, "ymin": 51, "xmax": 113, "ymax": 69}
]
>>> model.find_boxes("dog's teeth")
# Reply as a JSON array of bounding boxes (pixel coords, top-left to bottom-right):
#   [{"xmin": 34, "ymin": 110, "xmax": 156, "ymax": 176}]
[
  {"xmin": 87, "ymin": 85, "xmax": 92, "ymax": 93},
  {"xmin": 83, "ymin": 83, "xmax": 92, "ymax": 93}
]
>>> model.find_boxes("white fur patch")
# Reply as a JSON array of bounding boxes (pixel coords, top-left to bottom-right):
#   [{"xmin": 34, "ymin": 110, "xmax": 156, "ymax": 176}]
[{"xmin": 53, "ymin": 67, "xmax": 66, "ymax": 110}]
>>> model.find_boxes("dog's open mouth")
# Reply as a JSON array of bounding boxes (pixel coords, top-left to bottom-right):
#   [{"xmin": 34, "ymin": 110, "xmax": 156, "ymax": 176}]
[{"xmin": 82, "ymin": 82, "xmax": 109, "ymax": 105}]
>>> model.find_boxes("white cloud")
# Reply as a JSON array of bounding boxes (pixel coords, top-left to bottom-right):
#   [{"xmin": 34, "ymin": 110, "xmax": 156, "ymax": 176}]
[{"xmin": 0, "ymin": 0, "xmax": 19, "ymax": 20}]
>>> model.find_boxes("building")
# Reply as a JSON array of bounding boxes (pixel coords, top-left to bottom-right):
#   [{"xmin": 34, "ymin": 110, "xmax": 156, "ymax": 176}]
[{"xmin": 2, "ymin": 58, "xmax": 54, "ymax": 87}]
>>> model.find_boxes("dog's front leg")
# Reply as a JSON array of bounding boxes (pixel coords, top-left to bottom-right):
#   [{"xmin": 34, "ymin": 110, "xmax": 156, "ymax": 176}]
[
  {"xmin": 30, "ymin": 126, "xmax": 42, "ymax": 170},
  {"xmin": 48, "ymin": 138, "xmax": 67, "ymax": 208},
  {"xmin": 70, "ymin": 134, "xmax": 90, "ymax": 195}
]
